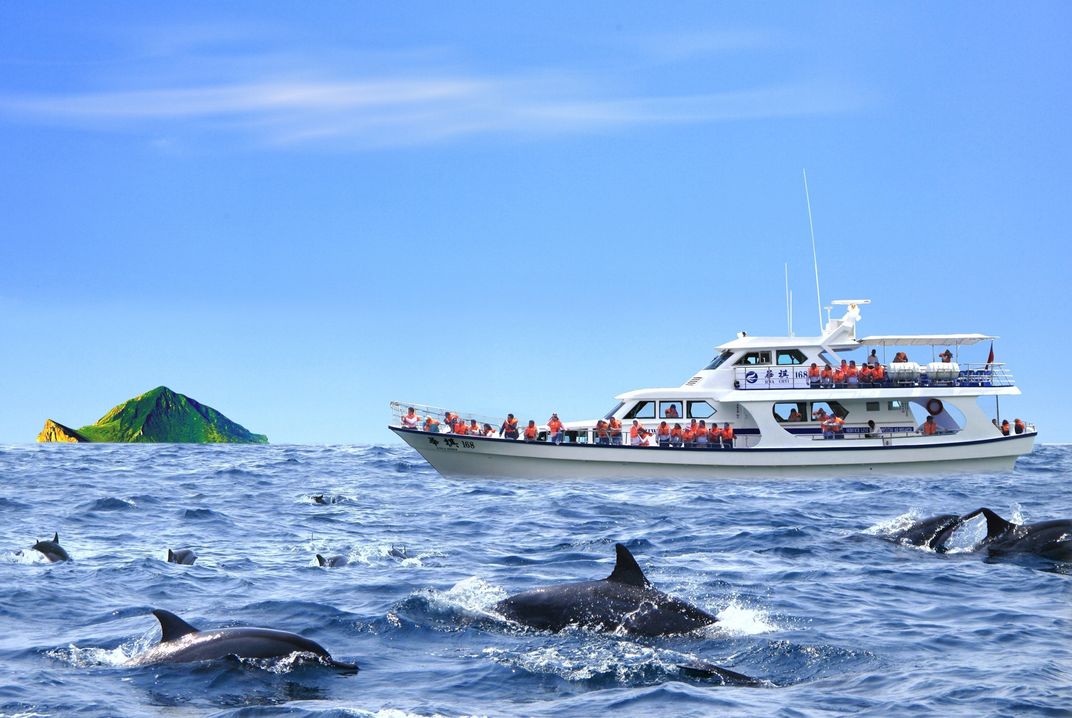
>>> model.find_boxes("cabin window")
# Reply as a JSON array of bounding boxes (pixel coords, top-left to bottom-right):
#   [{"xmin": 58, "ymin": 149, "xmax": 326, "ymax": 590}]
[
  {"xmin": 660, "ymin": 401, "xmax": 683, "ymax": 419},
  {"xmin": 735, "ymin": 351, "xmax": 772, "ymax": 366},
  {"xmin": 776, "ymin": 349, "xmax": 808, "ymax": 366},
  {"xmin": 687, "ymin": 401, "xmax": 715, "ymax": 419},
  {"xmin": 704, "ymin": 350, "xmax": 733, "ymax": 371},
  {"xmin": 888, "ymin": 400, "xmax": 905, "ymax": 411},
  {"xmin": 773, "ymin": 402, "xmax": 807, "ymax": 422},
  {"xmin": 810, "ymin": 400, "xmax": 849, "ymax": 420},
  {"xmin": 604, "ymin": 402, "xmax": 624, "ymax": 419},
  {"xmin": 624, "ymin": 401, "xmax": 656, "ymax": 420},
  {"xmin": 866, "ymin": 401, "xmax": 880, "ymax": 412}
]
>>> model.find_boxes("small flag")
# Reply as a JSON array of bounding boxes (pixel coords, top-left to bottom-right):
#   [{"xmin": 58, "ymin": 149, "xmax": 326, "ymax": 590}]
[{"xmin": 986, "ymin": 341, "xmax": 995, "ymax": 369}]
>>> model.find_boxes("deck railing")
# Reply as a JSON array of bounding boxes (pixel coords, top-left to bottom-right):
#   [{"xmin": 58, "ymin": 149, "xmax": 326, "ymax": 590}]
[{"xmin": 733, "ymin": 362, "xmax": 1015, "ymax": 390}]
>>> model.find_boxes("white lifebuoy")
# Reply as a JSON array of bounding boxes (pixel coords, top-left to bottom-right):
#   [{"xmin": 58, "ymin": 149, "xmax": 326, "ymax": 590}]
[{"xmin": 926, "ymin": 398, "xmax": 944, "ymax": 416}]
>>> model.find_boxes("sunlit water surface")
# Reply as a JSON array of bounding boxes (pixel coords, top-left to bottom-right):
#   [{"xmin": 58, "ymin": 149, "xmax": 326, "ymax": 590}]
[{"xmin": 1, "ymin": 443, "xmax": 1069, "ymax": 717}]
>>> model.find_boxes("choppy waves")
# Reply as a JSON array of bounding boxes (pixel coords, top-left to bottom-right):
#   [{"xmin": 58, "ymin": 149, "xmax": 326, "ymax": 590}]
[{"xmin": 0, "ymin": 442, "xmax": 1069, "ymax": 717}]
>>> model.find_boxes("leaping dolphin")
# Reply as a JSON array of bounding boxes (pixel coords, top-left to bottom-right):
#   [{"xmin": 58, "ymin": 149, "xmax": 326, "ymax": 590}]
[
  {"xmin": 167, "ymin": 549, "xmax": 197, "ymax": 565},
  {"xmin": 32, "ymin": 533, "xmax": 70, "ymax": 562},
  {"xmin": 128, "ymin": 609, "xmax": 358, "ymax": 671},
  {"xmin": 494, "ymin": 543, "xmax": 718, "ymax": 637}
]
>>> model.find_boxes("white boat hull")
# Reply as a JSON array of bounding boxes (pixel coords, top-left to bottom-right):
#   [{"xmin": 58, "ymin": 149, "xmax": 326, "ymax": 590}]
[{"xmin": 390, "ymin": 427, "xmax": 1036, "ymax": 479}]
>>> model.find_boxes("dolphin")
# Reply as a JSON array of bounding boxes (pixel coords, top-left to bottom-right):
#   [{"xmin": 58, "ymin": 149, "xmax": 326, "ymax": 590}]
[
  {"xmin": 32, "ymin": 533, "xmax": 70, "ymax": 562},
  {"xmin": 887, "ymin": 514, "xmax": 963, "ymax": 550},
  {"xmin": 494, "ymin": 543, "xmax": 718, "ymax": 637},
  {"xmin": 316, "ymin": 553, "xmax": 348, "ymax": 568},
  {"xmin": 963, "ymin": 508, "xmax": 1072, "ymax": 562},
  {"xmin": 128, "ymin": 609, "xmax": 357, "ymax": 671},
  {"xmin": 167, "ymin": 549, "xmax": 197, "ymax": 565}
]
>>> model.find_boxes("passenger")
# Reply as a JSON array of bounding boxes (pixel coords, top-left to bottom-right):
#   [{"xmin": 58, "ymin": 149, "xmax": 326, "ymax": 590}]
[
  {"xmin": 523, "ymin": 420, "xmax": 538, "ymax": 442},
  {"xmin": 832, "ymin": 365, "xmax": 845, "ymax": 387},
  {"xmin": 1001, "ymin": 419, "xmax": 1010, "ymax": 436},
  {"xmin": 547, "ymin": 413, "xmax": 564, "ymax": 445},
  {"xmin": 637, "ymin": 426, "xmax": 651, "ymax": 447},
  {"xmin": 665, "ymin": 404, "xmax": 680, "ymax": 418},
  {"xmin": 846, "ymin": 360, "xmax": 859, "ymax": 387},
  {"xmin": 656, "ymin": 421, "xmax": 671, "ymax": 447},
  {"xmin": 823, "ymin": 413, "xmax": 844, "ymax": 439},
  {"xmin": 423, "ymin": 416, "xmax": 441, "ymax": 433},
  {"xmin": 608, "ymin": 417, "xmax": 623, "ymax": 445},
  {"xmin": 629, "ymin": 420, "xmax": 643, "ymax": 446},
  {"xmin": 670, "ymin": 423, "xmax": 684, "ymax": 447},
  {"xmin": 922, "ymin": 415, "xmax": 937, "ymax": 435},
  {"xmin": 453, "ymin": 418, "xmax": 469, "ymax": 435},
  {"xmin": 866, "ymin": 419, "xmax": 878, "ymax": 438},
  {"xmin": 812, "ymin": 406, "xmax": 828, "ymax": 422},
  {"xmin": 893, "ymin": 351, "xmax": 908, "ymax": 363},
  {"xmin": 694, "ymin": 420, "xmax": 709, "ymax": 446},
  {"xmin": 444, "ymin": 411, "xmax": 457, "ymax": 428},
  {"xmin": 1014, "ymin": 418, "xmax": 1025, "ymax": 435},
  {"xmin": 707, "ymin": 423, "xmax": 721, "ymax": 447},
  {"xmin": 483, "ymin": 423, "xmax": 496, "ymax": 437},
  {"xmin": 595, "ymin": 420, "xmax": 610, "ymax": 445},
  {"xmin": 859, "ymin": 364, "xmax": 874, "ymax": 386},
  {"xmin": 820, "ymin": 363, "xmax": 834, "ymax": 388},
  {"xmin": 939, "ymin": 349, "xmax": 953, "ymax": 363},
  {"xmin": 808, "ymin": 362, "xmax": 821, "ymax": 388},
  {"xmin": 682, "ymin": 425, "xmax": 695, "ymax": 448},
  {"xmin": 871, "ymin": 363, "xmax": 886, "ymax": 385},
  {"xmin": 401, "ymin": 407, "xmax": 421, "ymax": 429},
  {"xmin": 721, "ymin": 423, "xmax": 735, "ymax": 448},
  {"xmin": 500, "ymin": 413, "xmax": 520, "ymax": 439},
  {"xmin": 788, "ymin": 408, "xmax": 802, "ymax": 422},
  {"xmin": 867, "ymin": 349, "xmax": 880, "ymax": 368}
]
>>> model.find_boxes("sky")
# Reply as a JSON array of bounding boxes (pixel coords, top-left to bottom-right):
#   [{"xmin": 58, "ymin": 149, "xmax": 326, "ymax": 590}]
[{"xmin": 1, "ymin": 2, "xmax": 1069, "ymax": 444}]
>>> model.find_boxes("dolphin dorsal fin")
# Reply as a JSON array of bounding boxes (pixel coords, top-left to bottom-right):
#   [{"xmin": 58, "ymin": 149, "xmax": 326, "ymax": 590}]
[
  {"xmin": 316, "ymin": 554, "xmax": 327, "ymax": 566},
  {"xmin": 606, "ymin": 543, "xmax": 650, "ymax": 587},
  {"xmin": 153, "ymin": 609, "xmax": 200, "ymax": 642},
  {"xmin": 167, "ymin": 549, "xmax": 175, "ymax": 562},
  {"xmin": 977, "ymin": 508, "xmax": 1015, "ymax": 539},
  {"xmin": 52, "ymin": 533, "xmax": 59, "ymax": 543}
]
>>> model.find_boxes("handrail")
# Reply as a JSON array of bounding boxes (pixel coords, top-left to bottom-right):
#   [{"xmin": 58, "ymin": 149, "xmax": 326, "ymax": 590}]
[
  {"xmin": 389, "ymin": 401, "xmax": 514, "ymax": 433},
  {"xmin": 733, "ymin": 361, "xmax": 1015, "ymax": 390}
]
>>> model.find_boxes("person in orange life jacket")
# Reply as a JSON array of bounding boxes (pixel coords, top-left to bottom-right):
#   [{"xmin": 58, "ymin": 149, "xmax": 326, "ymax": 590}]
[
  {"xmin": 608, "ymin": 417, "xmax": 623, "ymax": 445},
  {"xmin": 629, "ymin": 420, "xmax": 642, "ymax": 446},
  {"xmin": 500, "ymin": 413, "xmax": 519, "ymax": 439},
  {"xmin": 922, "ymin": 415, "xmax": 937, "ymax": 435},
  {"xmin": 670, "ymin": 423, "xmax": 684, "ymax": 447},
  {"xmin": 483, "ymin": 423, "xmax": 496, "ymax": 437},
  {"xmin": 523, "ymin": 420, "xmax": 538, "ymax": 442},
  {"xmin": 401, "ymin": 407, "xmax": 421, "ymax": 429},
  {"xmin": 812, "ymin": 406, "xmax": 828, "ymax": 422},
  {"xmin": 547, "ymin": 413, "xmax": 564, "ymax": 445},
  {"xmin": 872, "ymin": 363, "xmax": 886, "ymax": 384},
  {"xmin": 453, "ymin": 418, "xmax": 469, "ymax": 435},
  {"xmin": 808, "ymin": 362, "xmax": 821, "ymax": 388},
  {"xmin": 665, "ymin": 404, "xmax": 680, "ymax": 418},
  {"xmin": 423, "ymin": 417, "xmax": 440, "ymax": 433},
  {"xmin": 820, "ymin": 363, "xmax": 834, "ymax": 388},
  {"xmin": 788, "ymin": 408, "xmax": 802, "ymax": 422},
  {"xmin": 595, "ymin": 420, "xmax": 610, "ymax": 445},
  {"xmin": 1014, "ymin": 418, "xmax": 1025, "ymax": 435},
  {"xmin": 893, "ymin": 351, "xmax": 908, "ymax": 363},
  {"xmin": 468, "ymin": 419, "xmax": 480, "ymax": 435},
  {"xmin": 846, "ymin": 360, "xmax": 860, "ymax": 387},
  {"xmin": 822, "ymin": 413, "xmax": 843, "ymax": 439},
  {"xmin": 1000, "ymin": 419, "xmax": 1010, "ymax": 436},
  {"xmin": 859, "ymin": 364, "xmax": 873, "ymax": 386},
  {"xmin": 694, "ymin": 420, "xmax": 709, "ymax": 446},
  {"xmin": 707, "ymin": 423, "xmax": 721, "ymax": 447},
  {"xmin": 444, "ymin": 411, "xmax": 457, "ymax": 428},
  {"xmin": 683, "ymin": 426, "xmax": 696, "ymax": 447},
  {"xmin": 720, "ymin": 423, "xmax": 735, "ymax": 448},
  {"xmin": 939, "ymin": 349, "xmax": 953, "ymax": 363},
  {"xmin": 656, "ymin": 421, "xmax": 671, "ymax": 447}
]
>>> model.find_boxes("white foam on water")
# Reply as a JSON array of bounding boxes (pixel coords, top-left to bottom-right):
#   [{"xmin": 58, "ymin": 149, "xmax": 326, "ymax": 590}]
[{"xmin": 712, "ymin": 599, "xmax": 778, "ymax": 636}]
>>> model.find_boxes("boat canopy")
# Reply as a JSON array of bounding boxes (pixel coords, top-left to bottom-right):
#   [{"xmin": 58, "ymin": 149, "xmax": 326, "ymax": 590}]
[{"xmin": 857, "ymin": 334, "xmax": 996, "ymax": 346}]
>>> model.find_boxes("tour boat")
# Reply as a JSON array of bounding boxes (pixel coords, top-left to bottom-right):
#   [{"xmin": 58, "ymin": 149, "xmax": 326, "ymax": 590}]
[{"xmin": 389, "ymin": 300, "xmax": 1036, "ymax": 478}]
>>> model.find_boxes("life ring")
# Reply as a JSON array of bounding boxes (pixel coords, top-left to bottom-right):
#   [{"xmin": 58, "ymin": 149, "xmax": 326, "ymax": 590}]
[{"xmin": 926, "ymin": 398, "xmax": 944, "ymax": 415}]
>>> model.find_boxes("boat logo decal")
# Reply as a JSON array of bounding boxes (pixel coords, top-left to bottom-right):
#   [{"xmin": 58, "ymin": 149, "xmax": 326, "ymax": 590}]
[{"xmin": 745, "ymin": 371, "xmax": 758, "ymax": 384}]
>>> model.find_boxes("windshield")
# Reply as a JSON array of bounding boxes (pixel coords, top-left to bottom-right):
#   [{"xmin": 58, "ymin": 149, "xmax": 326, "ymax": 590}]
[{"xmin": 704, "ymin": 350, "xmax": 733, "ymax": 371}]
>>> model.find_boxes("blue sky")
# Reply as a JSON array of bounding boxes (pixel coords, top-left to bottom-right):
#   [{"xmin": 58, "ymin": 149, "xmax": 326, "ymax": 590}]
[{"xmin": 1, "ymin": 2, "xmax": 1069, "ymax": 444}]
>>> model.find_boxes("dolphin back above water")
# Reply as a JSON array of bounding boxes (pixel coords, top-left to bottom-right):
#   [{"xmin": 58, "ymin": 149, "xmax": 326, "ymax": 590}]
[
  {"xmin": 32, "ymin": 533, "xmax": 70, "ymax": 562},
  {"xmin": 167, "ymin": 549, "xmax": 197, "ymax": 565},
  {"xmin": 494, "ymin": 543, "xmax": 717, "ymax": 636},
  {"xmin": 888, "ymin": 508, "xmax": 1072, "ymax": 562},
  {"xmin": 128, "ymin": 609, "xmax": 357, "ymax": 671}
]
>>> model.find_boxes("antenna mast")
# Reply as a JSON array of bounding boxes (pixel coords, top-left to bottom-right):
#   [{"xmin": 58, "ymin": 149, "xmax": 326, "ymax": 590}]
[
  {"xmin": 785, "ymin": 263, "xmax": 791, "ymax": 335},
  {"xmin": 803, "ymin": 168, "xmax": 823, "ymax": 333}
]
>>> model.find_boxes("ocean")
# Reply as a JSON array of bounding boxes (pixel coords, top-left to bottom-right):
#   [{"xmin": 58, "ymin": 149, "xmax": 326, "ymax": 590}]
[{"xmin": 1, "ymin": 443, "xmax": 1069, "ymax": 717}]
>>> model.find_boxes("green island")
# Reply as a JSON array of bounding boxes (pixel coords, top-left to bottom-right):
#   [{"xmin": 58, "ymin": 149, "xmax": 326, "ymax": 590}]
[{"xmin": 37, "ymin": 386, "xmax": 268, "ymax": 444}]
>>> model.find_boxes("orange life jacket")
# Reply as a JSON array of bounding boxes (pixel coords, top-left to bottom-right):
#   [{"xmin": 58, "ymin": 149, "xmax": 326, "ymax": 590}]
[
  {"xmin": 424, "ymin": 418, "xmax": 439, "ymax": 429},
  {"xmin": 923, "ymin": 421, "xmax": 936, "ymax": 435},
  {"xmin": 821, "ymin": 367, "xmax": 833, "ymax": 379},
  {"xmin": 708, "ymin": 427, "xmax": 720, "ymax": 440},
  {"xmin": 629, "ymin": 424, "xmax": 640, "ymax": 439},
  {"xmin": 609, "ymin": 419, "xmax": 622, "ymax": 435},
  {"xmin": 1014, "ymin": 419, "xmax": 1025, "ymax": 432},
  {"xmin": 670, "ymin": 427, "xmax": 683, "ymax": 439},
  {"xmin": 808, "ymin": 366, "xmax": 820, "ymax": 377},
  {"xmin": 833, "ymin": 369, "xmax": 845, "ymax": 382},
  {"xmin": 722, "ymin": 426, "xmax": 734, "ymax": 441},
  {"xmin": 596, "ymin": 422, "xmax": 608, "ymax": 438},
  {"xmin": 873, "ymin": 365, "xmax": 885, "ymax": 380},
  {"xmin": 656, "ymin": 425, "xmax": 671, "ymax": 438},
  {"xmin": 683, "ymin": 429, "xmax": 695, "ymax": 441},
  {"xmin": 846, "ymin": 365, "xmax": 858, "ymax": 377},
  {"xmin": 454, "ymin": 421, "xmax": 468, "ymax": 435},
  {"xmin": 524, "ymin": 425, "xmax": 538, "ymax": 439},
  {"xmin": 548, "ymin": 418, "xmax": 562, "ymax": 433}
]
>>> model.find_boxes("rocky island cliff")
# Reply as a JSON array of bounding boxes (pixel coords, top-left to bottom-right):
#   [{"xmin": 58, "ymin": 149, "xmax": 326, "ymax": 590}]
[{"xmin": 37, "ymin": 386, "xmax": 268, "ymax": 444}]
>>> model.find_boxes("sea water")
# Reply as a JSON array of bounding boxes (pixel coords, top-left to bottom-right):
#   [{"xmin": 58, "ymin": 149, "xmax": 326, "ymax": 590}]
[{"xmin": 0, "ymin": 443, "xmax": 1069, "ymax": 717}]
